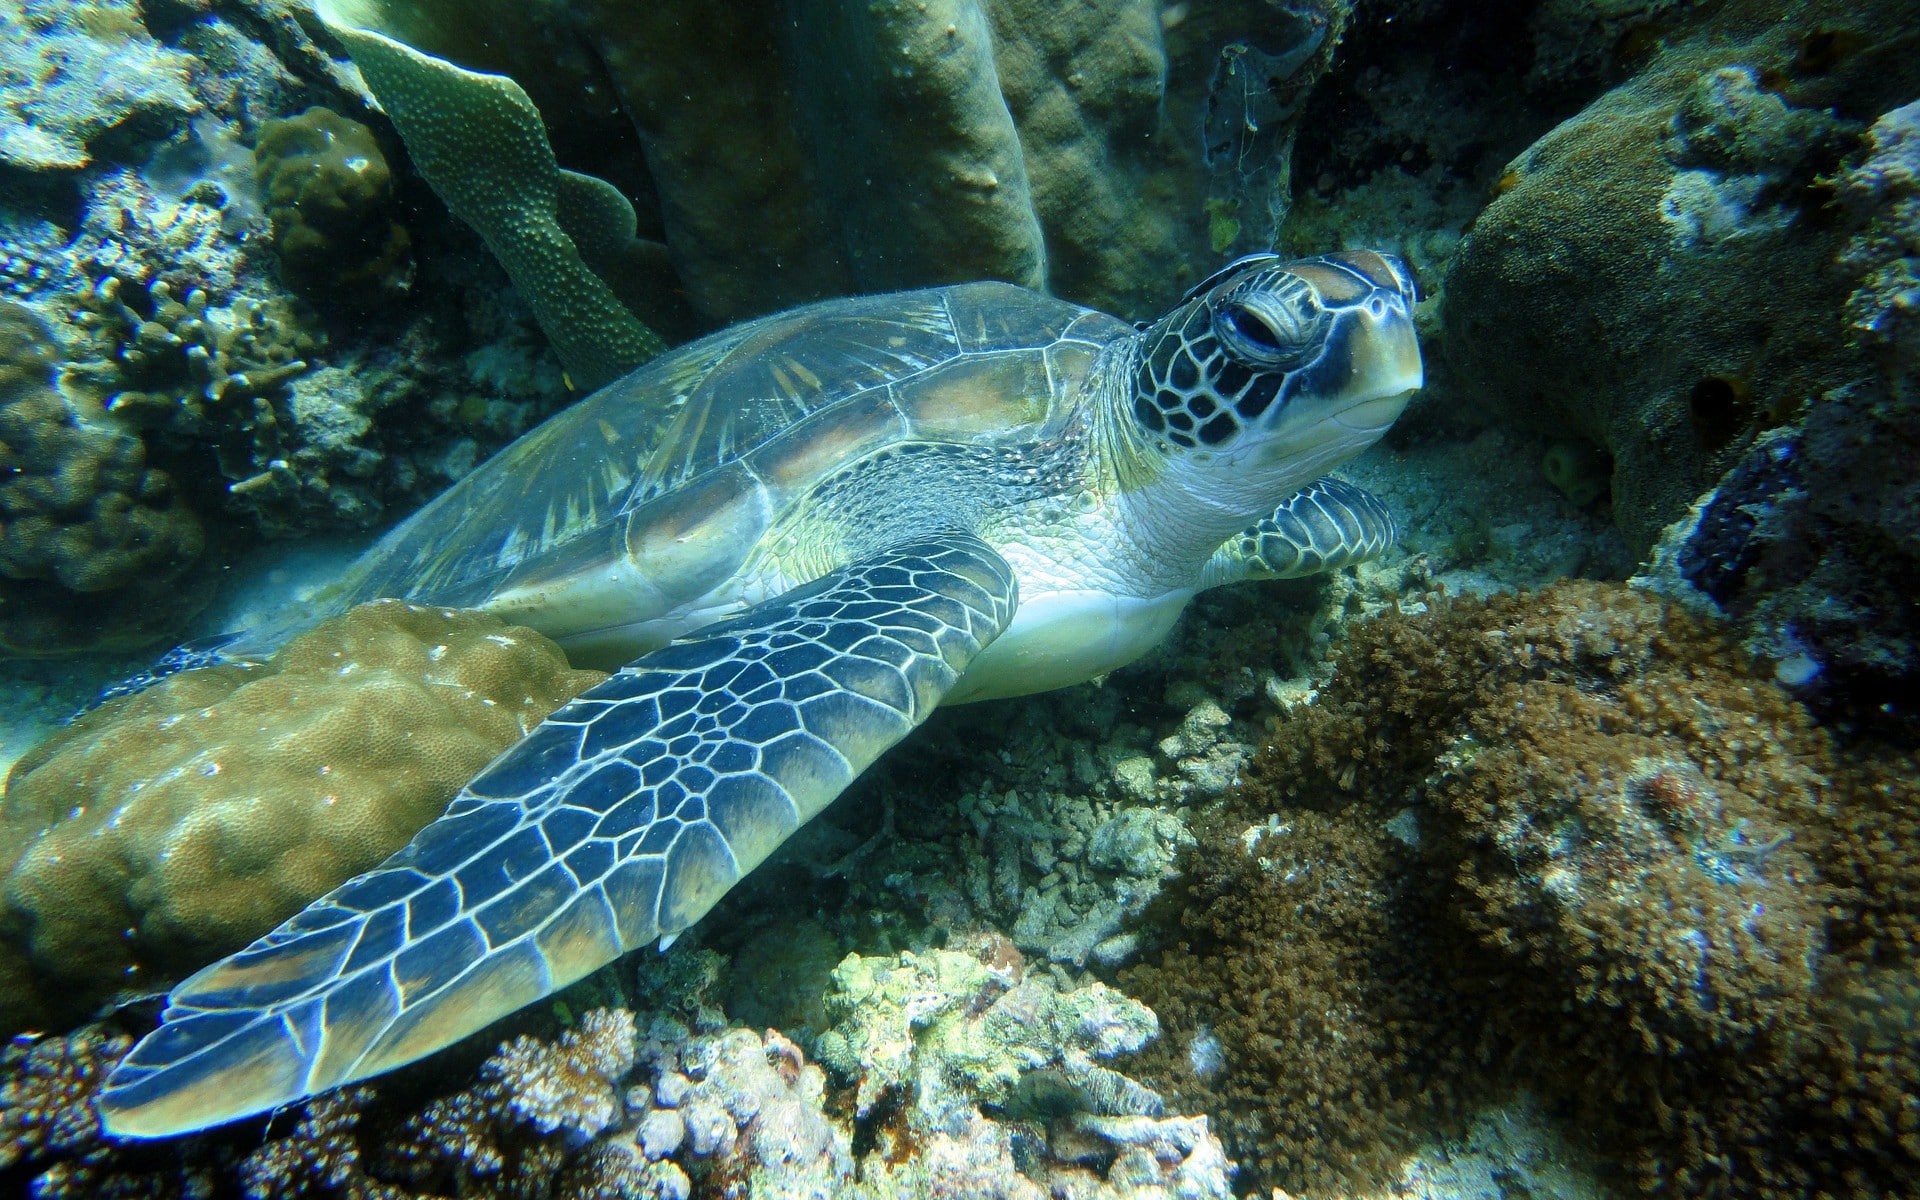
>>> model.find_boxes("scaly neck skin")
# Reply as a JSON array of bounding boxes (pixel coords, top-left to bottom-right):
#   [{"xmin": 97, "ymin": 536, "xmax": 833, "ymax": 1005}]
[{"xmin": 1086, "ymin": 341, "xmax": 1302, "ymax": 595}]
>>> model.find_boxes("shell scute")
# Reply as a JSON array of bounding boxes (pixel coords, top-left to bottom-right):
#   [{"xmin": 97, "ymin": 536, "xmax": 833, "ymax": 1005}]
[
  {"xmin": 311, "ymin": 282, "xmax": 1118, "ymax": 634},
  {"xmin": 742, "ymin": 385, "xmax": 907, "ymax": 499},
  {"xmin": 888, "ymin": 350, "xmax": 1057, "ymax": 441}
]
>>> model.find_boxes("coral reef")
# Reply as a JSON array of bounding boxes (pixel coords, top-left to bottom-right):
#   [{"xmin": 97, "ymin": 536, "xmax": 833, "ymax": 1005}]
[
  {"xmin": 376, "ymin": 1008, "xmax": 641, "ymax": 1195},
  {"xmin": 0, "ymin": 0, "xmax": 197, "ymax": 172},
  {"xmin": 0, "ymin": 299, "xmax": 207, "ymax": 655},
  {"xmin": 5, "ymin": 973, "xmax": 1227, "ymax": 1199},
  {"xmin": 1124, "ymin": 580, "xmax": 1920, "ymax": 1197},
  {"xmin": 625, "ymin": 1021, "xmax": 849, "ymax": 1198},
  {"xmin": 820, "ymin": 936, "xmax": 1232, "ymax": 1199},
  {"xmin": 4, "ymin": 137, "xmax": 579, "ymax": 559},
  {"xmin": 0, "ymin": 599, "xmax": 605, "ymax": 1036},
  {"xmin": 0, "ymin": 1024, "xmax": 213, "ymax": 1200},
  {"xmin": 70, "ymin": 268, "xmax": 315, "ymax": 442},
  {"xmin": 1442, "ymin": 0, "xmax": 1920, "ymax": 553},
  {"xmin": 253, "ymin": 106, "xmax": 414, "ymax": 303},
  {"xmin": 1839, "ymin": 98, "xmax": 1920, "ymax": 360}
]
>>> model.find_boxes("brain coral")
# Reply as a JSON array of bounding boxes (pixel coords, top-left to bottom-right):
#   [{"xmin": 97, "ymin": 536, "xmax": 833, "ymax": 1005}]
[{"xmin": 0, "ymin": 599, "xmax": 605, "ymax": 1035}]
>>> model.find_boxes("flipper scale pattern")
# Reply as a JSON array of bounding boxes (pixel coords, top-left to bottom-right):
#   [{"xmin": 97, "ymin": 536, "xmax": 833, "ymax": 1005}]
[
  {"xmin": 1201, "ymin": 476, "xmax": 1397, "ymax": 587},
  {"xmin": 99, "ymin": 534, "xmax": 1016, "ymax": 1138}
]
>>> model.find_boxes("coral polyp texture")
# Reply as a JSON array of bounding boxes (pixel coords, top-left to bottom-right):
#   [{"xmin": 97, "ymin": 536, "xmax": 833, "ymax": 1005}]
[
  {"xmin": 0, "ymin": 599, "xmax": 605, "ymax": 1037},
  {"xmin": 1125, "ymin": 580, "xmax": 1920, "ymax": 1197}
]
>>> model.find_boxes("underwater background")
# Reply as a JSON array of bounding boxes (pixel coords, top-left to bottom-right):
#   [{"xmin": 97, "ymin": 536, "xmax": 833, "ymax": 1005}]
[{"xmin": 2, "ymin": 0, "xmax": 1919, "ymax": 1196}]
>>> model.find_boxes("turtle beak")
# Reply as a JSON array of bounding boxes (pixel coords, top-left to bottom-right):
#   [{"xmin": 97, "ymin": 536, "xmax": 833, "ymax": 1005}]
[
  {"xmin": 1244, "ymin": 254, "xmax": 1423, "ymax": 479},
  {"xmin": 1331, "ymin": 298, "xmax": 1424, "ymax": 430}
]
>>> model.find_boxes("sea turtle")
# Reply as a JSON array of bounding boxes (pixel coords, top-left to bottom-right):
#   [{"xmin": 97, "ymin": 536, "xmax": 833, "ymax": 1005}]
[{"xmin": 98, "ymin": 251, "xmax": 1422, "ymax": 1137}]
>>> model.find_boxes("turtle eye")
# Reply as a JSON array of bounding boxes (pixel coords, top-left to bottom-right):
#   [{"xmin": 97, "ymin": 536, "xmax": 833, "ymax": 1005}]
[{"xmin": 1213, "ymin": 298, "xmax": 1315, "ymax": 366}]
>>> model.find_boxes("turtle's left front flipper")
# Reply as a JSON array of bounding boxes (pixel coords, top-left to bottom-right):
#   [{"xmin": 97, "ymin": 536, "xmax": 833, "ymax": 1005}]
[
  {"xmin": 98, "ymin": 534, "xmax": 1016, "ymax": 1139},
  {"xmin": 1199, "ymin": 476, "xmax": 1396, "ymax": 588}
]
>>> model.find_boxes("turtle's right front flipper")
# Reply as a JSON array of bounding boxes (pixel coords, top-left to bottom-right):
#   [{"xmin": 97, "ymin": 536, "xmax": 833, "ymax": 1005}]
[
  {"xmin": 1199, "ymin": 476, "xmax": 1396, "ymax": 588},
  {"xmin": 98, "ymin": 534, "xmax": 1017, "ymax": 1139}
]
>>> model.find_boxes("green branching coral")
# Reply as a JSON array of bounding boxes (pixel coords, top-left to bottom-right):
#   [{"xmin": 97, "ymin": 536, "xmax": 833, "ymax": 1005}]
[
  {"xmin": 0, "ymin": 300, "xmax": 207, "ymax": 654},
  {"xmin": 253, "ymin": 105, "xmax": 414, "ymax": 303},
  {"xmin": 1125, "ymin": 581, "xmax": 1920, "ymax": 1197},
  {"xmin": 67, "ymin": 271, "xmax": 314, "ymax": 438}
]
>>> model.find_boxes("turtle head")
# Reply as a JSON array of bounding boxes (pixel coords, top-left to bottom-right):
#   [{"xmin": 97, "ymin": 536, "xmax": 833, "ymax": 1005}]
[{"xmin": 1127, "ymin": 250, "xmax": 1422, "ymax": 489}]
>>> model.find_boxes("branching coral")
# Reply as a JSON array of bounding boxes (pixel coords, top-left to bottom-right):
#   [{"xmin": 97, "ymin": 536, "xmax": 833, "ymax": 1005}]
[
  {"xmin": 0, "ymin": 1026, "xmax": 130, "ymax": 1173},
  {"xmin": 0, "ymin": 1025, "xmax": 212, "ymax": 1200},
  {"xmin": 237, "ymin": 1087, "xmax": 404, "ymax": 1200},
  {"xmin": 68, "ymin": 270, "xmax": 314, "ymax": 446},
  {"xmin": 1125, "ymin": 580, "xmax": 1920, "ymax": 1197},
  {"xmin": 381, "ymin": 1008, "xmax": 638, "ymax": 1194},
  {"xmin": 0, "ymin": 599, "xmax": 605, "ymax": 1036}
]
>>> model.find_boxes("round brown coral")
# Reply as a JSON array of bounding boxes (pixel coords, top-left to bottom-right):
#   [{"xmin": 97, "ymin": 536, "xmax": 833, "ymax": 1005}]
[
  {"xmin": 253, "ymin": 107, "xmax": 414, "ymax": 303},
  {"xmin": 0, "ymin": 599, "xmax": 605, "ymax": 1035}
]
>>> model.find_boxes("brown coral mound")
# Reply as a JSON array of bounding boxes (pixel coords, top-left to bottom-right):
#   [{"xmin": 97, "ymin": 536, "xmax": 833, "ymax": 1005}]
[
  {"xmin": 0, "ymin": 600, "xmax": 605, "ymax": 1036},
  {"xmin": 1126, "ymin": 581, "xmax": 1920, "ymax": 1198},
  {"xmin": 0, "ymin": 300, "xmax": 208, "ymax": 654}
]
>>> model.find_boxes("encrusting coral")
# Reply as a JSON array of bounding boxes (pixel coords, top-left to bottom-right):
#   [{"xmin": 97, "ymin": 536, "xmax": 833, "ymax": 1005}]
[
  {"xmin": 1124, "ymin": 580, "xmax": 1920, "ymax": 1197},
  {"xmin": 1674, "ymin": 96, "xmax": 1920, "ymax": 736},
  {"xmin": 0, "ymin": 599, "xmax": 606, "ymax": 1036},
  {"xmin": 0, "ymin": 0, "xmax": 197, "ymax": 173}
]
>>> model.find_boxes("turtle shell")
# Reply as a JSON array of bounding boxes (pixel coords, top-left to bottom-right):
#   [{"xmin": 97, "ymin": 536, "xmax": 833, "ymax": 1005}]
[{"xmin": 317, "ymin": 282, "xmax": 1127, "ymax": 648}]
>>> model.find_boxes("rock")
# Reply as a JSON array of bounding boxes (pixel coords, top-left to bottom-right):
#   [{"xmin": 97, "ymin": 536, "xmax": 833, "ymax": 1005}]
[{"xmin": 1442, "ymin": 0, "xmax": 1920, "ymax": 553}]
